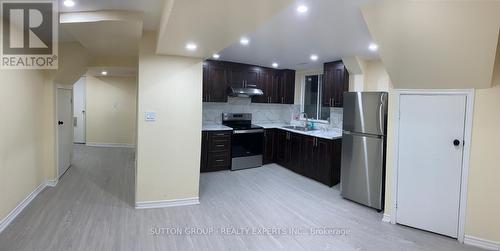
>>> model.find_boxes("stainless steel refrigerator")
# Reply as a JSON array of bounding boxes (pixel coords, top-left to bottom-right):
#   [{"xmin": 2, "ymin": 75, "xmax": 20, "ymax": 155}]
[{"xmin": 340, "ymin": 92, "xmax": 388, "ymax": 211}]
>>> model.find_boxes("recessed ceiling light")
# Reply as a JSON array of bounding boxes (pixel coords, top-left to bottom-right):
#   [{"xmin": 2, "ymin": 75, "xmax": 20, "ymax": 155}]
[
  {"xmin": 310, "ymin": 54, "xmax": 318, "ymax": 61},
  {"xmin": 297, "ymin": 5, "xmax": 308, "ymax": 13},
  {"xmin": 186, "ymin": 43, "xmax": 197, "ymax": 51},
  {"xmin": 369, "ymin": 43, "xmax": 378, "ymax": 51},
  {"xmin": 240, "ymin": 37, "xmax": 250, "ymax": 45},
  {"xmin": 63, "ymin": 0, "xmax": 75, "ymax": 7},
  {"xmin": 272, "ymin": 62, "xmax": 279, "ymax": 68},
  {"xmin": 101, "ymin": 71, "xmax": 107, "ymax": 76},
  {"xmin": 212, "ymin": 54, "xmax": 220, "ymax": 59}
]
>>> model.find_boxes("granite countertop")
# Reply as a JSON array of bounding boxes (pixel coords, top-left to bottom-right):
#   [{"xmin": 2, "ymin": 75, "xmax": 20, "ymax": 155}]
[
  {"xmin": 254, "ymin": 123, "xmax": 343, "ymax": 140},
  {"xmin": 202, "ymin": 123, "xmax": 233, "ymax": 131},
  {"xmin": 202, "ymin": 122, "xmax": 342, "ymax": 140}
]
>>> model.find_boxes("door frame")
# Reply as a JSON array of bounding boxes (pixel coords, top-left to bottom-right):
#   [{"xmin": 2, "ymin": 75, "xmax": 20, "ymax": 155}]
[
  {"xmin": 55, "ymin": 85, "xmax": 74, "ymax": 183},
  {"xmin": 390, "ymin": 89, "xmax": 474, "ymax": 243}
]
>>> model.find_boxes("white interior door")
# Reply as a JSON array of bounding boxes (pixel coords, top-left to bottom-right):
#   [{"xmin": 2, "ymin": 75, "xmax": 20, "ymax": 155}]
[
  {"xmin": 396, "ymin": 94, "xmax": 466, "ymax": 238},
  {"xmin": 57, "ymin": 88, "xmax": 73, "ymax": 178},
  {"xmin": 73, "ymin": 77, "xmax": 86, "ymax": 143}
]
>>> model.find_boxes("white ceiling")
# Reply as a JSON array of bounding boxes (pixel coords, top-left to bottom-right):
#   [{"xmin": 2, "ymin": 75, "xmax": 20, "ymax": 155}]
[
  {"xmin": 216, "ymin": 0, "xmax": 381, "ymax": 70},
  {"xmin": 59, "ymin": 0, "xmax": 163, "ymax": 30}
]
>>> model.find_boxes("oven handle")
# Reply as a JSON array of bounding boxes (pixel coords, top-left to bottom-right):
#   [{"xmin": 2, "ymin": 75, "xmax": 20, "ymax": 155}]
[{"xmin": 233, "ymin": 129, "xmax": 264, "ymax": 134}]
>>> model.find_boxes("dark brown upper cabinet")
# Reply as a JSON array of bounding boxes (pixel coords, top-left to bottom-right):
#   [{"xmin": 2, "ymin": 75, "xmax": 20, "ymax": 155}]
[
  {"xmin": 203, "ymin": 60, "xmax": 295, "ymax": 104},
  {"xmin": 322, "ymin": 60, "xmax": 349, "ymax": 107},
  {"xmin": 203, "ymin": 60, "xmax": 228, "ymax": 103},
  {"xmin": 278, "ymin": 69, "xmax": 295, "ymax": 104}
]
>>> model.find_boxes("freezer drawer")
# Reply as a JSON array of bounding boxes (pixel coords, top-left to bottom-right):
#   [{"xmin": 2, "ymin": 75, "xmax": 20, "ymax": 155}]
[
  {"xmin": 340, "ymin": 132, "xmax": 385, "ymax": 210},
  {"xmin": 343, "ymin": 92, "xmax": 387, "ymax": 135}
]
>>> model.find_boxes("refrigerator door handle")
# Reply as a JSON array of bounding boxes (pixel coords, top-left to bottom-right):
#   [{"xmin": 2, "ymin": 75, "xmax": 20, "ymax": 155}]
[{"xmin": 378, "ymin": 94, "xmax": 386, "ymax": 133}]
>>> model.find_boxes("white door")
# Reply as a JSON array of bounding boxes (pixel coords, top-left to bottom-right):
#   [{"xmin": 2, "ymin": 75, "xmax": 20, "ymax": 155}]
[
  {"xmin": 57, "ymin": 88, "xmax": 73, "ymax": 178},
  {"xmin": 396, "ymin": 94, "xmax": 466, "ymax": 238},
  {"xmin": 73, "ymin": 77, "xmax": 86, "ymax": 143}
]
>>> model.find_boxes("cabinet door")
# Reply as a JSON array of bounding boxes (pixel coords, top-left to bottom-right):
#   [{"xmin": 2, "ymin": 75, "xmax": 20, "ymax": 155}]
[
  {"xmin": 301, "ymin": 136, "xmax": 316, "ymax": 179},
  {"xmin": 322, "ymin": 64, "xmax": 334, "ymax": 107},
  {"xmin": 245, "ymin": 66, "xmax": 260, "ymax": 87},
  {"xmin": 275, "ymin": 130, "xmax": 289, "ymax": 167},
  {"xmin": 207, "ymin": 61, "xmax": 228, "ymax": 102},
  {"xmin": 200, "ymin": 132, "xmax": 208, "ymax": 172},
  {"xmin": 315, "ymin": 138, "xmax": 333, "ymax": 186},
  {"xmin": 229, "ymin": 65, "xmax": 246, "ymax": 88},
  {"xmin": 253, "ymin": 68, "xmax": 270, "ymax": 103},
  {"xmin": 282, "ymin": 70, "xmax": 295, "ymax": 104},
  {"xmin": 202, "ymin": 62, "xmax": 209, "ymax": 102},
  {"xmin": 331, "ymin": 139, "xmax": 342, "ymax": 186},
  {"xmin": 263, "ymin": 129, "xmax": 275, "ymax": 164},
  {"xmin": 332, "ymin": 65, "xmax": 349, "ymax": 107},
  {"xmin": 323, "ymin": 61, "xmax": 349, "ymax": 107},
  {"xmin": 289, "ymin": 133, "xmax": 303, "ymax": 174}
]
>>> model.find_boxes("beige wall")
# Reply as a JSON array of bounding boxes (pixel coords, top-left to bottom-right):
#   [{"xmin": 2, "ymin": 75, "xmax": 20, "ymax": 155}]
[
  {"xmin": 86, "ymin": 76, "xmax": 137, "ymax": 145},
  {"xmin": 136, "ymin": 32, "xmax": 202, "ymax": 203},
  {"xmin": 465, "ymin": 84, "xmax": 500, "ymax": 241},
  {"xmin": 363, "ymin": 60, "xmax": 392, "ymax": 91},
  {"xmin": 362, "ymin": 1, "xmax": 500, "ymax": 89},
  {"xmin": 0, "ymin": 70, "xmax": 48, "ymax": 221}
]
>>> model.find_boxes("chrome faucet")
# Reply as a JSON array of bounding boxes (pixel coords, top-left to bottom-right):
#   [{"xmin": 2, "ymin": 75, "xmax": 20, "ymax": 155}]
[{"xmin": 300, "ymin": 112, "xmax": 309, "ymax": 129}]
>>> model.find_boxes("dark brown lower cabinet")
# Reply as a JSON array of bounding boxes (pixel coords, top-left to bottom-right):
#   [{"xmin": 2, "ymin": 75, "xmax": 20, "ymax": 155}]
[
  {"xmin": 275, "ymin": 129, "xmax": 289, "ymax": 167},
  {"xmin": 263, "ymin": 129, "xmax": 275, "ymax": 164},
  {"xmin": 202, "ymin": 129, "xmax": 342, "ymax": 187},
  {"xmin": 200, "ymin": 131, "xmax": 232, "ymax": 172},
  {"xmin": 272, "ymin": 129, "xmax": 342, "ymax": 187}
]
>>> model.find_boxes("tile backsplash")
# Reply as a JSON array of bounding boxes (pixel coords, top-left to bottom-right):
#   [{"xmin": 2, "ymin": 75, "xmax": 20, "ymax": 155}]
[{"xmin": 203, "ymin": 97, "xmax": 343, "ymax": 129}]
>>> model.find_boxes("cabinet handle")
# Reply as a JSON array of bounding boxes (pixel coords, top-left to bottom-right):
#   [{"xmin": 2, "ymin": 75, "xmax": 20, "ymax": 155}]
[
  {"xmin": 215, "ymin": 159, "xmax": 224, "ymax": 162},
  {"xmin": 216, "ymin": 144, "xmax": 225, "ymax": 147}
]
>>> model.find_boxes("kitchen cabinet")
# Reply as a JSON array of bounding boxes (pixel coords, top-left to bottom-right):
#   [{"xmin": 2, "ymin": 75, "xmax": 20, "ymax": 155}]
[
  {"xmin": 275, "ymin": 129, "xmax": 289, "ymax": 167},
  {"xmin": 229, "ymin": 64, "xmax": 260, "ymax": 89},
  {"xmin": 277, "ymin": 70, "xmax": 295, "ymax": 104},
  {"xmin": 289, "ymin": 133, "xmax": 303, "ymax": 174},
  {"xmin": 203, "ymin": 60, "xmax": 228, "ymax": 102},
  {"xmin": 253, "ymin": 68, "xmax": 275, "ymax": 103},
  {"xmin": 203, "ymin": 60, "xmax": 295, "ymax": 104},
  {"xmin": 263, "ymin": 129, "xmax": 275, "ymax": 164},
  {"xmin": 272, "ymin": 129, "xmax": 342, "ymax": 187},
  {"xmin": 200, "ymin": 131, "xmax": 232, "ymax": 172},
  {"xmin": 322, "ymin": 60, "xmax": 349, "ymax": 107}
]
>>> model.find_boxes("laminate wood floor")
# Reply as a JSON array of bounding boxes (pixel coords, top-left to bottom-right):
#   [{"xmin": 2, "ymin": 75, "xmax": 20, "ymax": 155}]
[{"xmin": 0, "ymin": 145, "xmax": 479, "ymax": 251}]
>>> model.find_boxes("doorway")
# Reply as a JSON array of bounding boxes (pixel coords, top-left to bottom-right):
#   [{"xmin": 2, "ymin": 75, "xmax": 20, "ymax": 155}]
[
  {"xmin": 73, "ymin": 77, "xmax": 86, "ymax": 144},
  {"xmin": 392, "ymin": 90, "xmax": 474, "ymax": 242},
  {"xmin": 57, "ymin": 87, "xmax": 73, "ymax": 178}
]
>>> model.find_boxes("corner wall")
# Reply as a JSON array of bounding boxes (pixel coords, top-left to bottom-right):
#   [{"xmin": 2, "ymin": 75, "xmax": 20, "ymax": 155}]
[
  {"xmin": 136, "ymin": 32, "xmax": 202, "ymax": 203},
  {"xmin": 0, "ymin": 70, "xmax": 48, "ymax": 221}
]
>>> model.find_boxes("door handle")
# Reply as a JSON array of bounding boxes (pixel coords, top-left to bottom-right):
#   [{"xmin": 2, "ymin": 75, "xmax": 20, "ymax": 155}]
[
  {"xmin": 58, "ymin": 121, "xmax": 64, "ymax": 125},
  {"xmin": 453, "ymin": 139, "xmax": 461, "ymax": 146}
]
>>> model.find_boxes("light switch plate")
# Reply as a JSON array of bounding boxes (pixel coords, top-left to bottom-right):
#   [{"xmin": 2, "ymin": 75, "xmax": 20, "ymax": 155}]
[{"xmin": 145, "ymin": 112, "xmax": 157, "ymax": 121}]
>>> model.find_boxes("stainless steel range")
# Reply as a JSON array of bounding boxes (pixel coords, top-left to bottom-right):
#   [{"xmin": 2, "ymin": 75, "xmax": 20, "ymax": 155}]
[{"xmin": 222, "ymin": 113, "xmax": 263, "ymax": 171}]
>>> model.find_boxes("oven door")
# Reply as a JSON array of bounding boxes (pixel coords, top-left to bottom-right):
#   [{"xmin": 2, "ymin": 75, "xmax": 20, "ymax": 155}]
[{"xmin": 231, "ymin": 129, "xmax": 263, "ymax": 170}]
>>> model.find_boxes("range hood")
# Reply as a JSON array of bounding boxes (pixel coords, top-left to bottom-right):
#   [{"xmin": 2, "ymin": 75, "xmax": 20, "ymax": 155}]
[{"xmin": 228, "ymin": 85, "xmax": 263, "ymax": 98}]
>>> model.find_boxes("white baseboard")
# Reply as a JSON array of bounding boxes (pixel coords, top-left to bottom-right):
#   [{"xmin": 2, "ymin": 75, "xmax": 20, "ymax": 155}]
[
  {"xmin": 382, "ymin": 213, "xmax": 391, "ymax": 223},
  {"xmin": 135, "ymin": 197, "xmax": 200, "ymax": 209},
  {"xmin": 0, "ymin": 182, "xmax": 48, "ymax": 233},
  {"xmin": 86, "ymin": 142, "xmax": 135, "ymax": 148},
  {"xmin": 464, "ymin": 235, "xmax": 500, "ymax": 250}
]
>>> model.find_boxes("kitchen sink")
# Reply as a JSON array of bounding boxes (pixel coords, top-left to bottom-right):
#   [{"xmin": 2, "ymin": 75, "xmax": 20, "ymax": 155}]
[{"xmin": 282, "ymin": 125, "xmax": 317, "ymax": 131}]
